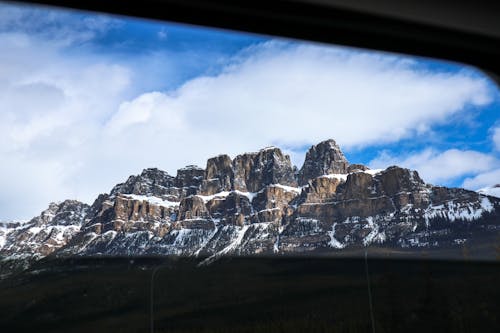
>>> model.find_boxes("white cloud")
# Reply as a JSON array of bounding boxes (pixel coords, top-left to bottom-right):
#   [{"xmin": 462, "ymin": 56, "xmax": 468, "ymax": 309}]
[
  {"xmin": 96, "ymin": 42, "xmax": 493, "ymax": 169},
  {"xmin": 0, "ymin": 35, "xmax": 132, "ymax": 152},
  {"xmin": 106, "ymin": 92, "xmax": 185, "ymax": 134},
  {"xmin": 0, "ymin": 154, "xmax": 69, "ymax": 222},
  {"xmin": 493, "ymin": 126, "xmax": 500, "ymax": 150},
  {"xmin": 0, "ymin": 31, "xmax": 132, "ymax": 219},
  {"xmin": 369, "ymin": 149, "xmax": 498, "ymax": 185},
  {"xmin": 463, "ymin": 168, "xmax": 500, "ymax": 190},
  {"xmin": 107, "ymin": 42, "xmax": 491, "ymax": 151},
  {"xmin": 0, "ymin": 16, "xmax": 496, "ymax": 219}
]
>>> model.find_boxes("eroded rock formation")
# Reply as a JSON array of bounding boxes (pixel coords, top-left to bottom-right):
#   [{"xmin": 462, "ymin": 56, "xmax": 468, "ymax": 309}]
[{"xmin": 2, "ymin": 139, "xmax": 499, "ymax": 272}]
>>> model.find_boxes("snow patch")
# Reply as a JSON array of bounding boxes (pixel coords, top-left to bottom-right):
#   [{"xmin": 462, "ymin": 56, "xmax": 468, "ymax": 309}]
[
  {"xmin": 321, "ymin": 174, "xmax": 348, "ymax": 181},
  {"xmin": 194, "ymin": 226, "xmax": 219, "ymax": 256},
  {"xmin": 0, "ymin": 233, "xmax": 7, "ymax": 249},
  {"xmin": 327, "ymin": 223, "xmax": 345, "ymax": 249},
  {"xmin": 28, "ymin": 227, "xmax": 43, "ymax": 234},
  {"xmin": 321, "ymin": 169, "xmax": 383, "ymax": 182},
  {"xmin": 260, "ymin": 146, "xmax": 278, "ymax": 152},
  {"xmin": 122, "ymin": 194, "xmax": 179, "ymax": 208},
  {"xmin": 362, "ymin": 217, "xmax": 386, "ymax": 246},
  {"xmin": 197, "ymin": 190, "xmax": 257, "ymax": 203},
  {"xmin": 219, "ymin": 225, "xmax": 250, "ymax": 255},
  {"xmin": 273, "ymin": 234, "xmax": 280, "ymax": 253},
  {"xmin": 480, "ymin": 196, "xmax": 494, "ymax": 212},
  {"xmin": 271, "ymin": 184, "xmax": 302, "ymax": 194},
  {"xmin": 424, "ymin": 198, "xmax": 494, "ymax": 223},
  {"xmin": 172, "ymin": 229, "xmax": 193, "ymax": 246},
  {"xmin": 364, "ymin": 169, "xmax": 384, "ymax": 176},
  {"xmin": 477, "ymin": 186, "xmax": 500, "ymax": 198}
]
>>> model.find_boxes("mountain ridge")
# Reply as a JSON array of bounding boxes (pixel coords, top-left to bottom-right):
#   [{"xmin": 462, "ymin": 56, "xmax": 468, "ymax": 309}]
[{"xmin": 1, "ymin": 139, "xmax": 499, "ymax": 275}]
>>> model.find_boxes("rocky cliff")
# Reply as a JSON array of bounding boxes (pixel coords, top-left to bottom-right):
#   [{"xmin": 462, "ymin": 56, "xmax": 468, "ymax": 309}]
[{"xmin": 1, "ymin": 139, "xmax": 499, "ymax": 272}]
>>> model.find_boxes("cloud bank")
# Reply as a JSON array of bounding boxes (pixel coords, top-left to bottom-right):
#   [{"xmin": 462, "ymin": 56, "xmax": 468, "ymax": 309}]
[
  {"xmin": 114, "ymin": 42, "xmax": 490, "ymax": 150},
  {"xmin": 493, "ymin": 126, "xmax": 500, "ymax": 151}
]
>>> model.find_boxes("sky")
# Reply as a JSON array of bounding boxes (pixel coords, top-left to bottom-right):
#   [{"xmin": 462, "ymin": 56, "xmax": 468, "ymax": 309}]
[{"xmin": 0, "ymin": 2, "xmax": 499, "ymax": 220}]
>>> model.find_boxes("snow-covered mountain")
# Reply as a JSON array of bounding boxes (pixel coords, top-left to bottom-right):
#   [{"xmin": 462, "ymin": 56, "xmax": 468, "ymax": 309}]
[
  {"xmin": 478, "ymin": 185, "xmax": 500, "ymax": 199},
  {"xmin": 1, "ymin": 139, "xmax": 499, "ymax": 275}
]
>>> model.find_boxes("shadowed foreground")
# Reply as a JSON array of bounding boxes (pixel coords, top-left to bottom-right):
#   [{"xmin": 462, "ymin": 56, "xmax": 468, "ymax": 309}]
[{"xmin": 0, "ymin": 256, "xmax": 499, "ymax": 332}]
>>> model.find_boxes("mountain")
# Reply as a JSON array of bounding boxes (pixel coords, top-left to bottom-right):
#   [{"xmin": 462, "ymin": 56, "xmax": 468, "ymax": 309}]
[
  {"xmin": 478, "ymin": 185, "xmax": 500, "ymax": 199},
  {"xmin": 1, "ymin": 139, "xmax": 499, "ymax": 275}
]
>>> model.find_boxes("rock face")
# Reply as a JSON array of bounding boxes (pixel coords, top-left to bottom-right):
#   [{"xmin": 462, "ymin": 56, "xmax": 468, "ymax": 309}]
[
  {"xmin": 298, "ymin": 139, "xmax": 350, "ymax": 185},
  {"xmin": 202, "ymin": 155, "xmax": 233, "ymax": 195},
  {"xmin": 1, "ymin": 139, "xmax": 500, "ymax": 273},
  {"xmin": 232, "ymin": 147, "xmax": 297, "ymax": 192},
  {"xmin": 111, "ymin": 168, "xmax": 176, "ymax": 197},
  {"xmin": 0, "ymin": 200, "xmax": 88, "ymax": 261},
  {"xmin": 175, "ymin": 165, "xmax": 205, "ymax": 192}
]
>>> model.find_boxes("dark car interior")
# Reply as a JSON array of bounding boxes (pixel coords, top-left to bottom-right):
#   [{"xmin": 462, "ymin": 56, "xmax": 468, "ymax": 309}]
[{"xmin": 1, "ymin": 0, "xmax": 499, "ymax": 332}]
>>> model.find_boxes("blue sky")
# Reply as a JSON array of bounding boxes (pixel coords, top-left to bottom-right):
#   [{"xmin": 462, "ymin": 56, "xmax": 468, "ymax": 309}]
[{"xmin": 0, "ymin": 2, "xmax": 499, "ymax": 220}]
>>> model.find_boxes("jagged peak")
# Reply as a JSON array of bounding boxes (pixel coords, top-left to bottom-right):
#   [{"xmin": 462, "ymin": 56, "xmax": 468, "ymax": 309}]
[
  {"xmin": 27, "ymin": 199, "xmax": 89, "ymax": 228},
  {"xmin": 315, "ymin": 139, "xmax": 346, "ymax": 155},
  {"xmin": 298, "ymin": 139, "xmax": 350, "ymax": 185},
  {"xmin": 380, "ymin": 165, "xmax": 424, "ymax": 181},
  {"xmin": 175, "ymin": 165, "xmax": 205, "ymax": 190},
  {"xmin": 347, "ymin": 164, "xmax": 370, "ymax": 173},
  {"xmin": 41, "ymin": 199, "xmax": 86, "ymax": 214},
  {"xmin": 207, "ymin": 154, "xmax": 232, "ymax": 162},
  {"xmin": 111, "ymin": 167, "xmax": 175, "ymax": 197},
  {"xmin": 178, "ymin": 165, "xmax": 204, "ymax": 171},
  {"xmin": 322, "ymin": 138, "xmax": 340, "ymax": 147},
  {"xmin": 140, "ymin": 167, "xmax": 169, "ymax": 174},
  {"xmin": 233, "ymin": 145, "xmax": 285, "ymax": 159}
]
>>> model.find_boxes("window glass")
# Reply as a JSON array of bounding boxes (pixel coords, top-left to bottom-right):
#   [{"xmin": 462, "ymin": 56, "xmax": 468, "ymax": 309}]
[{"xmin": 0, "ymin": 1, "xmax": 499, "ymax": 264}]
